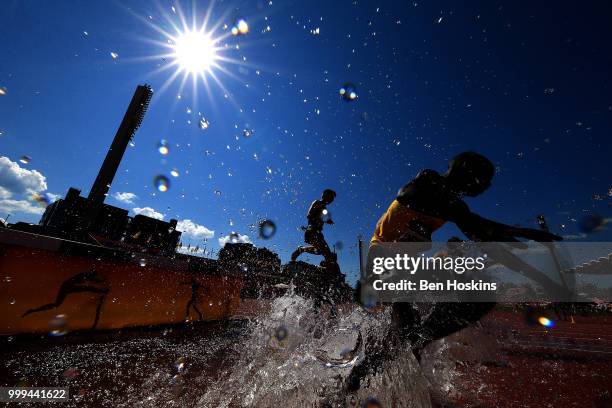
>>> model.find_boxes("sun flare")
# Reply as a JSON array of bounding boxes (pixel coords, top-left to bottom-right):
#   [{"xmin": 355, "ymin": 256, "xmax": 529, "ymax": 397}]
[
  {"xmin": 172, "ymin": 29, "xmax": 218, "ymax": 75},
  {"xmin": 139, "ymin": 2, "xmax": 251, "ymax": 105}
]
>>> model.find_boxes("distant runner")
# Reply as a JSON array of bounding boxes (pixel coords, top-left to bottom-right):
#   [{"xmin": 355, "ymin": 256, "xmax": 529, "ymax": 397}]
[
  {"xmin": 346, "ymin": 151, "xmax": 562, "ymax": 392},
  {"xmin": 291, "ymin": 189, "xmax": 337, "ymax": 265}
]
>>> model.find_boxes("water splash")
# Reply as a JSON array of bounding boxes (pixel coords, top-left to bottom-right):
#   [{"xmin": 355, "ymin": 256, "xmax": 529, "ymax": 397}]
[
  {"xmin": 4, "ymin": 292, "xmax": 431, "ymax": 407},
  {"xmin": 197, "ymin": 292, "xmax": 431, "ymax": 407}
]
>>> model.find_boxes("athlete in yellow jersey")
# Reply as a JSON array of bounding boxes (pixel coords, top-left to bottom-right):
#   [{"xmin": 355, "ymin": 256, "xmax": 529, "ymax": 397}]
[
  {"xmin": 371, "ymin": 151, "xmax": 557, "ymax": 246},
  {"xmin": 346, "ymin": 151, "xmax": 562, "ymax": 393}
]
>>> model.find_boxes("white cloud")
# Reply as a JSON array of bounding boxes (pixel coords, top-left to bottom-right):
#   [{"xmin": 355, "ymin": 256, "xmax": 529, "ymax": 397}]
[
  {"xmin": 0, "ymin": 186, "xmax": 12, "ymax": 199},
  {"xmin": 0, "ymin": 199, "xmax": 45, "ymax": 215},
  {"xmin": 0, "ymin": 157, "xmax": 59, "ymax": 218},
  {"xmin": 46, "ymin": 192, "xmax": 61, "ymax": 202},
  {"xmin": 218, "ymin": 232, "xmax": 251, "ymax": 247},
  {"xmin": 0, "ymin": 156, "xmax": 47, "ymax": 195},
  {"xmin": 176, "ymin": 219, "xmax": 214, "ymax": 240},
  {"xmin": 112, "ymin": 191, "xmax": 137, "ymax": 204},
  {"xmin": 132, "ymin": 206, "xmax": 164, "ymax": 220}
]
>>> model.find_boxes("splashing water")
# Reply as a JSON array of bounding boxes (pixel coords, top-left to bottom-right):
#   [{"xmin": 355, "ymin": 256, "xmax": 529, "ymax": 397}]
[
  {"xmin": 3, "ymin": 292, "xmax": 431, "ymax": 407},
  {"xmin": 196, "ymin": 292, "xmax": 431, "ymax": 407}
]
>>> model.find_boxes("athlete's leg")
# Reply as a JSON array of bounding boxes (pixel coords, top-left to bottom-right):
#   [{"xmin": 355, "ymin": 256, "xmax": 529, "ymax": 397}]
[
  {"xmin": 345, "ymin": 302, "xmax": 430, "ymax": 391},
  {"xmin": 410, "ymin": 302, "xmax": 496, "ymax": 353},
  {"xmin": 310, "ymin": 231, "xmax": 336, "ymax": 264},
  {"xmin": 291, "ymin": 245, "xmax": 320, "ymax": 261},
  {"xmin": 345, "ymin": 317, "xmax": 404, "ymax": 392}
]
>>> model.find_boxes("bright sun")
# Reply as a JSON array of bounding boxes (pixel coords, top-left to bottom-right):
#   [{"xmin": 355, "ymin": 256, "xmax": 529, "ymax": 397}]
[
  {"xmin": 172, "ymin": 29, "xmax": 217, "ymax": 75},
  {"xmin": 142, "ymin": 2, "xmax": 246, "ymax": 100}
]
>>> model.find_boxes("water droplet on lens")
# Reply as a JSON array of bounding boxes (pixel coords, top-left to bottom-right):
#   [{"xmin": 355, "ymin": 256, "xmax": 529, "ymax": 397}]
[
  {"xmin": 578, "ymin": 213, "xmax": 605, "ymax": 233},
  {"xmin": 199, "ymin": 118, "xmax": 210, "ymax": 130},
  {"xmin": 19, "ymin": 155, "xmax": 31, "ymax": 164},
  {"xmin": 9, "ymin": 298, "xmax": 16, "ymax": 305},
  {"xmin": 154, "ymin": 175, "xmax": 170, "ymax": 192},
  {"xmin": 110, "ymin": 52, "xmax": 119, "ymax": 59},
  {"xmin": 139, "ymin": 258, "xmax": 146, "ymax": 267},
  {"xmin": 170, "ymin": 168, "xmax": 180, "ymax": 177},
  {"xmin": 243, "ymin": 128, "xmax": 253, "ymax": 138},
  {"xmin": 31, "ymin": 193, "xmax": 51, "ymax": 207},
  {"xmin": 339, "ymin": 82, "xmax": 358, "ymax": 101},
  {"xmin": 275, "ymin": 325, "xmax": 288, "ymax": 341},
  {"xmin": 48, "ymin": 314, "xmax": 68, "ymax": 336},
  {"xmin": 538, "ymin": 316, "xmax": 554, "ymax": 328},
  {"xmin": 232, "ymin": 19, "xmax": 249, "ymax": 36},
  {"xmin": 158, "ymin": 140, "xmax": 170, "ymax": 155},
  {"xmin": 229, "ymin": 232, "xmax": 240, "ymax": 244},
  {"xmin": 258, "ymin": 219, "xmax": 276, "ymax": 239},
  {"xmin": 320, "ymin": 208, "xmax": 332, "ymax": 223}
]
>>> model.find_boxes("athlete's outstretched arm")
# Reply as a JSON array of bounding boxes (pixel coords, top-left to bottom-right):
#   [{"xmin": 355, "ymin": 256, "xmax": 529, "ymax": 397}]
[{"xmin": 446, "ymin": 202, "xmax": 562, "ymax": 243}]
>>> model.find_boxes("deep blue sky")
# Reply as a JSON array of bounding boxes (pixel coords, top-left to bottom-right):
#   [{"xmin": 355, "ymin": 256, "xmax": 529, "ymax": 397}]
[{"xmin": 1, "ymin": 0, "xmax": 610, "ymax": 282}]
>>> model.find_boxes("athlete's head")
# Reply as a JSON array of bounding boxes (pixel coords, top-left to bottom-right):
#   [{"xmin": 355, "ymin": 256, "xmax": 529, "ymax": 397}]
[
  {"xmin": 321, "ymin": 189, "xmax": 336, "ymax": 204},
  {"xmin": 446, "ymin": 151, "xmax": 494, "ymax": 196}
]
